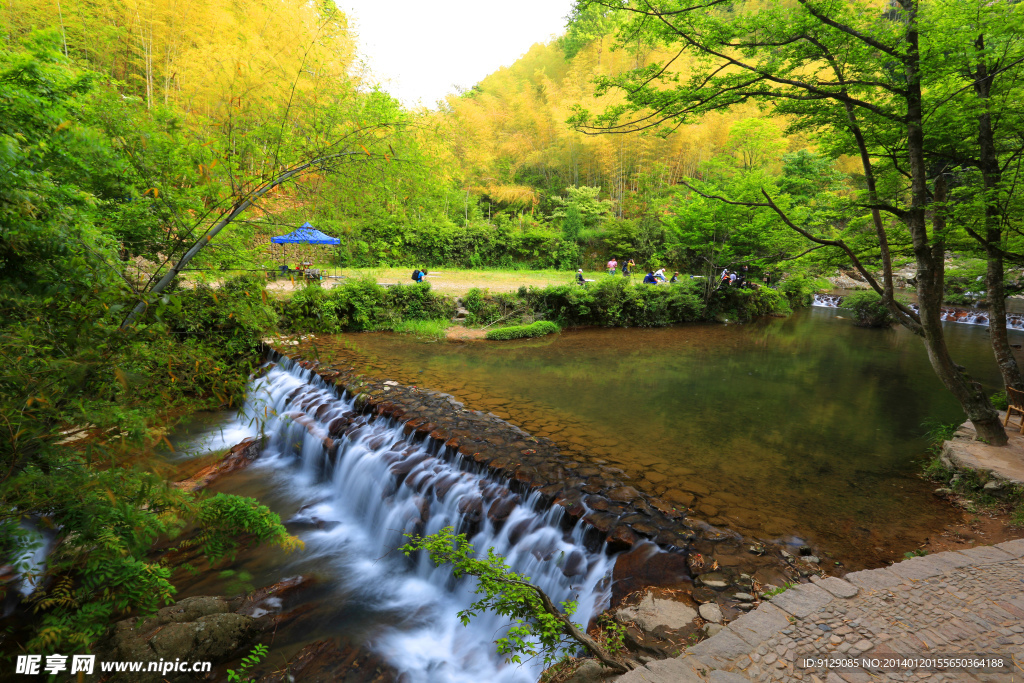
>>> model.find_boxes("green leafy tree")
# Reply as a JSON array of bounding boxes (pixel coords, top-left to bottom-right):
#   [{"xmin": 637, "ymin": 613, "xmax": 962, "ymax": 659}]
[
  {"xmin": 0, "ymin": 37, "xmax": 298, "ymax": 653},
  {"xmin": 400, "ymin": 527, "xmax": 637, "ymax": 673},
  {"xmin": 571, "ymin": 0, "xmax": 1013, "ymax": 444}
]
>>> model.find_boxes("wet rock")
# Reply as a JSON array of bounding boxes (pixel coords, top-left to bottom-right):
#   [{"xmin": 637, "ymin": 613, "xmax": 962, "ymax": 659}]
[
  {"xmin": 507, "ymin": 518, "xmax": 534, "ymax": 545},
  {"xmin": 256, "ymin": 638, "xmax": 399, "ymax": 683},
  {"xmin": 564, "ymin": 658, "xmax": 618, "ymax": 683},
  {"xmin": 175, "ymin": 438, "xmax": 261, "ymax": 493},
  {"xmin": 607, "ymin": 525, "xmax": 640, "ymax": 551},
  {"xmin": 486, "ymin": 495, "xmax": 519, "ymax": 525},
  {"xmin": 456, "ymin": 494, "xmax": 483, "ymax": 523},
  {"xmin": 286, "ymin": 509, "xmax": 340, "ymax": 533},
  {"xmin": 611, "ymin": 542, "xmax": 691, "ymax": 604},
  {"xmin": 630, "ymin": 522, "xmax": 659, "ymax": 538},
  {"xmin": 691, "ymin": 587, "xmax": 717, "ymax": 603},
  {"xmin": 586, "ymin": 495, "xmax": 611, "ymax": 511},
  {"xmin": 698, "ymin": 602, "xmax": 723, "ymax": 623},
  {"xmin": 561, "ymin": 549, "xmax": 587, "ymax": 578},
  {"xmin": 536, "ymin": 483, "xmax": 562, "ymax": 502},
  {"xmin": 387, "ymin": 454, "xmax": 428, "ymax": 475},
  {"xmin": 696, "ymin": 572, "xmax": 729, "ymax": 589},
  {"xmin": 615, "ymin": 592, "xmax": 698, "ymax": 632},
  {"xmin": 606, "ymin": 486, "xmax": 640, "ymax": 503},
  {"xmin": 237, "ymin": 576, "xmax": 315, "ymax": 618},
  {"xmin": 583, "ymin": 511, "xmax": 618, "ymax": 534}
]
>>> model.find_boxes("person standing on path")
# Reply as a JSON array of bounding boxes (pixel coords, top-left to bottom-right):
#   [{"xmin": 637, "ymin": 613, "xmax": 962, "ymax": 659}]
[
  {"xmin": 607, "ymin": 258, "xmax": 617, "ymax": 275},
  {"xmin": 623, "ymin": 259, "xmax": 635, "ymax": 278}
]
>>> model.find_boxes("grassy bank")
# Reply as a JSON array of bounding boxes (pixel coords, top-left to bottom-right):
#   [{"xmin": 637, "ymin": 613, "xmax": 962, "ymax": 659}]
[{"xmin": 275, "ymin": 273, "xmax": 803, "ymax": 335}]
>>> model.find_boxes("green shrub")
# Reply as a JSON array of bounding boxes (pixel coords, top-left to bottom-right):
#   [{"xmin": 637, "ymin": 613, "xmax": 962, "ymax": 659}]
[
  {"xmin": 280, "ymin": 279, "xmax": 455, "ymax": 333},
  {"xmin": 392, "ymin": 318, "xmax": 450, "ymax": 341},
  {"xmin": 463, "ymin": 287, "xmax": 504, "ymax": 325},
  {"xmin": 778, "ymin": 274, "xmax": 826, "ymax": 307},
  {"xmin": 990, "ymin": 390, "xmax": 1009, "ymax": 411},
  {"xmin": 485, "ymin": 321, "xmax": 560, "ymax": 340},
  {"xmin": 842, "ymin": 290, "xmax": 896, "ymax": 327}
]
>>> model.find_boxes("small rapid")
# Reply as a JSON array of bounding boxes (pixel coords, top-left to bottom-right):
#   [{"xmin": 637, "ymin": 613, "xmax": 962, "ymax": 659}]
[
  {"xmin": 811, "ymin": 293, "xmax": 1024, "ymax": 329},
  {"xmin": 231, "ymin": 359, "xmax": 615, "ymax": 683}
]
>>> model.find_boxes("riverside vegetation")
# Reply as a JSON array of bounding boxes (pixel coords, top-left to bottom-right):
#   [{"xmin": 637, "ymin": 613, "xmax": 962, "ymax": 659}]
[{"xmin": 6, "ymin": 0, "xmax": 1024, "ymax": 676}]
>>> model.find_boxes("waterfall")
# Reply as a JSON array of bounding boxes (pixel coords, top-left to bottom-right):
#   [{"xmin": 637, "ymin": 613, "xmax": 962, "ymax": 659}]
[
  {"xmin": 811, "ymin": 294, "xmax": 1024, "ymax": 330},
  {"xmin": 811, "ymin": 293, "xmax": 844, "ymax": 308},
  {"xmin": 235, "ymin": 359, "xmax": 616, "ymax": 683}
]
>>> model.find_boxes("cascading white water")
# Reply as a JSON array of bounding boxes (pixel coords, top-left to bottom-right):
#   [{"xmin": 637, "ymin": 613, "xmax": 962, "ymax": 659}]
[
  {"xmin": 811, "ymin": 294, "xmax": 1024, "ymax": 330},
  {"xmin": 811, "ymin": 293, "xmax": 844, "ymax": 308},
  {"xmin": 235, "ymin": 359, "xmax": 615, "ymax": 683}
]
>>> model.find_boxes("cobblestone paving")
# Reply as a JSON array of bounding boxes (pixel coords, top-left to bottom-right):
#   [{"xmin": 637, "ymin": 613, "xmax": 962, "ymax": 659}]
[{"xmin": 617, "ymin": 540, "xmax": 1024, "ymax": 683}]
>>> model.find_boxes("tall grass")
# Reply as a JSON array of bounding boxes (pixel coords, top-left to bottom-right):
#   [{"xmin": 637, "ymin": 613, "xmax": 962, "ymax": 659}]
[{"xmin": 390, "ymin": 318, "xmax": 450, "ymax": 341}]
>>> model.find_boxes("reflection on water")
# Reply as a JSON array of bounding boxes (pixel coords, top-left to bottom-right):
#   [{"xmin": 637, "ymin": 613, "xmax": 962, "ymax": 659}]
[{"xmin": 296, "ymin": 307, "xmax": 1018, "ymax": 569}]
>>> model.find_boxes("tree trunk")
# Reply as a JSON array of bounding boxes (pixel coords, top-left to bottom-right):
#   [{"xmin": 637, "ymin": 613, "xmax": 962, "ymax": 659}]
[
  {"xmin": 986, "ymin": 244, "xmax": 1022, "ymax": 393},
  {"xmin": 974, "ymin": 36, "xmax": 1024, "ymax": 392},
  {"xmin": 901, "ymin": 11, "xmax": 1008, "ymax": 445},
  {"xmin": 915, "ymin": 177, "xmax": 1008, "ymax": 445}
]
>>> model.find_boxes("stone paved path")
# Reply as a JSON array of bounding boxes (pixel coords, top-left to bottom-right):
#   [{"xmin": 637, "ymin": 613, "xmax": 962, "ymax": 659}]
[{"xmin": 616, "ymin": 540, "xmax": 1024, "ymax": 682}]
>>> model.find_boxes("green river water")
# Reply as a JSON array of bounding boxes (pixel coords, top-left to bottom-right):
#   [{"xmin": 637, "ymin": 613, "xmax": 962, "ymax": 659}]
[{"xmin": 292, "ymin": 306, "xmax": 1017, "ymax": 569}]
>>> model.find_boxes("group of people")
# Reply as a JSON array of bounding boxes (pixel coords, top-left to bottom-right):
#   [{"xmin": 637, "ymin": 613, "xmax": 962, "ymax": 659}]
[
  {"xmin": 576, "ymin": 261, "xmax": 681, "ymax": 286},
  {"xmin": 577, "ymin": 259, "xmax": 763, "ymax": 289},
  {"xmin": 720, "ymin": 266, "xmax": 754, "ymax": 288},
  {"xmin": 642, "ymin": 269, "xmax": 680, "ymax": 285}
]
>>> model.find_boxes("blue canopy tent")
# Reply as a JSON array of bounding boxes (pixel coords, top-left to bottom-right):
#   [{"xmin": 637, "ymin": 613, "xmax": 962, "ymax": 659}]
[
  {"xmin": 271, "ymin": 222, "xmax": 341, "ymax": 245},
  {"xmin": 271, "ymin": 222, "xmax": 342, "ymax": 279}
]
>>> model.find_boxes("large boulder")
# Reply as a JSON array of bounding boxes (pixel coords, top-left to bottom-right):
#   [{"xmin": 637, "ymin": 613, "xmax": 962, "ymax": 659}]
[
  {"xmin": 615, "ymin": 592, "xmax": 698, "ymax": 633},
  {"xmin": 105, "ymin": 596, "xmax": 261, "ymax": 682},
  {"xmin": 103, "ymin": 577, "xmax": 313, "ymax": 682}
]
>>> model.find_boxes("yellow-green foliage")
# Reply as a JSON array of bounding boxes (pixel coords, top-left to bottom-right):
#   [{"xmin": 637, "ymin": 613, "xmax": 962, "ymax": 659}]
[{"xmin": 485, "ymin": 321, "xmax": 560, "ymax": 340}]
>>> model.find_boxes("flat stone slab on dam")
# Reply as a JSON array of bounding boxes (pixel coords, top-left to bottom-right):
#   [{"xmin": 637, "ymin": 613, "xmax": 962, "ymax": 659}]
[
  {"xmin": 614, "ymin": 540, "xmax": 1024, "ymax": 682},
  {"xmin": 942, "ymin": 413, "xmax": 1024, "ymax": 486}
]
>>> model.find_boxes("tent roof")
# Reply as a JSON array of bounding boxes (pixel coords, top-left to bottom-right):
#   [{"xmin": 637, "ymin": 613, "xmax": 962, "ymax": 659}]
[{"xmin": 270, "ymin": 223, "xmax": 340, "ymax": 245}]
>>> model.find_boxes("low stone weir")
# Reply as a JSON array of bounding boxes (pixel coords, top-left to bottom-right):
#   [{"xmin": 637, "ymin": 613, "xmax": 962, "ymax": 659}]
[
  {"xmin": 813, "ymin": 293, "xmax": 1024, "ymax": 329},
  {"xmin": 278, "ymin": 350, "xmax": 734, "ymax": 554},
  {"xmin": 246, "ymin": 357, "xmax": 619, "ymax": 682}
]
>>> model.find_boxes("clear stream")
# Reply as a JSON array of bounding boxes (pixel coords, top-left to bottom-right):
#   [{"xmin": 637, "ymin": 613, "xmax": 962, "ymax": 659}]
[
  {"xmin": 167, "ymin": 304, "xmax": 1019, "ymax": 680},
  {"xmin": 284, "ymin": 306, "xmax": 1017, "ymax": 568}
]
